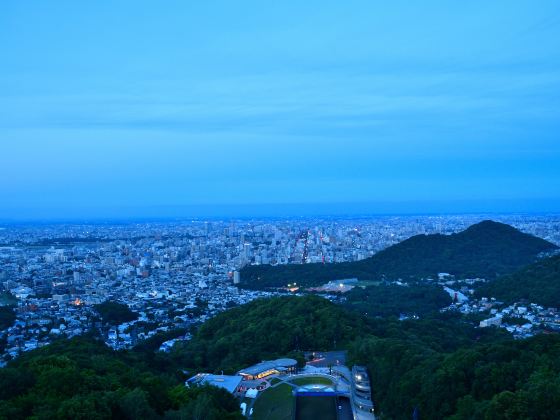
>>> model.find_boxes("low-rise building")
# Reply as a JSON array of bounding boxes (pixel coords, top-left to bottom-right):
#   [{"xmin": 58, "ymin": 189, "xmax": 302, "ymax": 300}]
[{"xmin": 237, "ymin": 358, "xmax": 297, "ymax": 380}]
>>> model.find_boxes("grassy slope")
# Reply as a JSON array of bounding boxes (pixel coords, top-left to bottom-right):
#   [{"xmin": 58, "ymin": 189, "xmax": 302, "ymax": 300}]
[{"xmin": 252, "ymin": 384, "xmax": 294, "ymax": 420}]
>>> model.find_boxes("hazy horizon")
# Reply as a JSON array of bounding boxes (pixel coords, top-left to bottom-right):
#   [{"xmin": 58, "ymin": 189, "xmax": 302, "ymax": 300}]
[{"xmin": 1, "ymin": 199, "xmax": 560, "ymax": 223}]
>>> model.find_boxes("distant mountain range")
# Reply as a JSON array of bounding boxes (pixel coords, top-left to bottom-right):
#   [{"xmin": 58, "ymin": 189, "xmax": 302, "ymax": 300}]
[{"xmin": 240, "ymin": 220, "xmax": 558, "ymax": 288}]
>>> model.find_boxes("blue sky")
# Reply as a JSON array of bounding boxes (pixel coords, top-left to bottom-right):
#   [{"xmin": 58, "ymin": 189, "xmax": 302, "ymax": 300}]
[{"xmin": 1, "ymin": 1, "xmax": 560, "ymax": 219}]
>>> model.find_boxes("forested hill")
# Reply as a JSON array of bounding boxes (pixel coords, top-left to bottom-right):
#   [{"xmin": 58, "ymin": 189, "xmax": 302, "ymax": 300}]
[
  {"xmin": 173, "ymin": 295, "xmax": 370, "ymax": 373},
  {"xmin": 0, "ymin": 336, "xmax": 243, "ymax": 419},
  {"xmin": 476, "ymin": 254, "xmax": 560, "ymax": 307},
  {"xmin": 240, "ymin": 220, "xmax": 557, "ymax": 289},
  {"xmin": 175, "ymin": 296, "xmax": 560, "ymax": 419},
  {"xmin": 4, "ymin": 295, "xmax": 560, "ymax": 419}
]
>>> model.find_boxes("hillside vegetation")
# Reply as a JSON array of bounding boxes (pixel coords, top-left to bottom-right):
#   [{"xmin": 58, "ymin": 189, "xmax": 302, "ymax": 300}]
[
  {"xmin": 350, "ymin": 333, "xmax": 560, "ymax": 419},
  {"xmin": 176, "ymin": 296, "xmax": 560, "ymax": 419},
  {"xmin": 0, "ymin": 306, "xmax": 16, "ymax": 331},
  {"xmin": 0, "ymin": 336, "xmax": 242, "ymax": 420},
  {"xmin": 476, "ymin": 254, "xmax": 560, "ymax": 307},
  {"xmin": 169, "ymin": 296, "xmax": 560, "ymax": 419},
  {"xmin": 240, "ymin": 221, "xmax": 557, "ymax": 289},
  {"xmin": 343, "ymin": 284, "xmax": 451, "ymax": 318},
  {"xmin": 3, "ymin": 295, "xmax": 560, "ymax": 419},
  {"xmin": 173, "ymin": 295, "xmax": 370, "ymax": 373}
]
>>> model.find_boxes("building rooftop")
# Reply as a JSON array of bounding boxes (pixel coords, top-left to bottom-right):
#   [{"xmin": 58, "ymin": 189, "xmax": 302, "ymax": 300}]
[
  {"xmin": 238, "ymin": 358, "xmax": 298, "ymax": 376},
  {"xmin": 187, "ymin": 374, "xmax": 242, "ymax": 394}
]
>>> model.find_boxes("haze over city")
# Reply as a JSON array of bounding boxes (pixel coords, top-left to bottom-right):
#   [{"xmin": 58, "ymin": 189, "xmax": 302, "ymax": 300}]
[{"xmin": 2, "ymin": 1, "xmax": 560, "ymax": 220}]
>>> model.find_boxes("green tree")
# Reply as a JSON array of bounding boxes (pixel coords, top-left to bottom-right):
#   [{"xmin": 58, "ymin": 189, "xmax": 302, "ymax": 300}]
[{"xmin": 119, "ymin": 388, "xmax": 157, "ymax": 420}]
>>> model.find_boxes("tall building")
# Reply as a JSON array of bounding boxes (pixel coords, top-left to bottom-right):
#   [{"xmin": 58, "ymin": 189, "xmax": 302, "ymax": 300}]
[{"xmin": 73, "ymin": 271, "xmax": 82, "ymax": 284}]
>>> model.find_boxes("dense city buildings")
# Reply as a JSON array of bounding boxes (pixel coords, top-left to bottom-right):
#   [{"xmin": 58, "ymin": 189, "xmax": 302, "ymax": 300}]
[{"xmin": 1, "ymin": 214, "xmax": 560, "ymax": 364}]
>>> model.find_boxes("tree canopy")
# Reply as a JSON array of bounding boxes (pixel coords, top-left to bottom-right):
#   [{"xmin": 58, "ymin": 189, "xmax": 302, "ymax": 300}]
[
  {"xmin": 173, "ymin": 295, "xmax": 370, "ymax": 374},
  {"xmin": 94, "ymin": 301, "xmax": 138, "ymax": 324},
  {"xmin": 3, "ymin": 294, "xmax": 560, "ymax": 419},
  {"xmin": 349, "ymin": 333, "xmax": 560, "ymax": 419},
  {"xmin": 0, "ymin": 336, "xmax": 242, "ymax": 419},
  {"xmin": 343, "ymin": 283, "xmax": 451, "ymax": 318},
  {"xmin": 476, "ymin": 254, "xmax": 560, "ymax": 307},
  {"xmin": 0, "ymin": 305, "xmax": 16, "ymax": 331}
]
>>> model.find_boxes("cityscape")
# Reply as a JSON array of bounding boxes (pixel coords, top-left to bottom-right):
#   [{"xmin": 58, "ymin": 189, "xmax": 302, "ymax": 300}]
[
  {"xmin": 2, "ymin": 0, "xmax": 560, "ymax": 418},
  {"xmin": 2, "ymin": 214, "xmax": 560, "ymax": 364}
]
